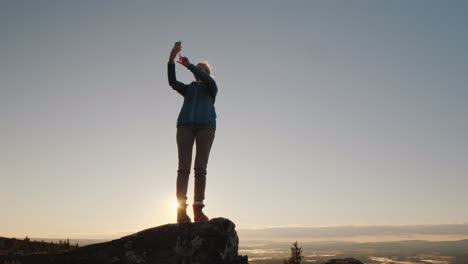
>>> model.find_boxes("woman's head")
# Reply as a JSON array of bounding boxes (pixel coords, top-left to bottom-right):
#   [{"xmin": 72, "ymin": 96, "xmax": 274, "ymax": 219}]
[{"xmin": 194, "ymin": 61, "xmax": 213, "ymax": 82}]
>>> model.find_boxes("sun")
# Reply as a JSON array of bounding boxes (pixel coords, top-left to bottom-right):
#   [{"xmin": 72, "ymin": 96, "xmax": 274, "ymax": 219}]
[{"xmin": 173, "ymin": 201, "xmax": 179, "ymax": 212}]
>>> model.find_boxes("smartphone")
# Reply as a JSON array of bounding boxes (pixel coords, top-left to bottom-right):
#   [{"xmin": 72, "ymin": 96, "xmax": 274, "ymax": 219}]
[{"xmin": 174, "ymin": 41, "xmax": 182, "ymax": 47}]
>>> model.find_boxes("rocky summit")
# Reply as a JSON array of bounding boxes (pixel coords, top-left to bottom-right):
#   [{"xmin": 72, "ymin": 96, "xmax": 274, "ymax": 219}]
[
  {"xmin": 323, "ymin": 258, "xmax": 363, "ymax": 264},
  {"xmin": 11, "ymin": 218, "xmax": 248, "ymax": 264}
]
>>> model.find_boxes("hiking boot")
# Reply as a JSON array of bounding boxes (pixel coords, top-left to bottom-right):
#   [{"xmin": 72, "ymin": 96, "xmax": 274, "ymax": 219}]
[
  {"xmin": 193, "ymin": 204, "xmax": 209, "ymax": 222},
  {"xmin": 177, "ymin": 204, "xmax": 191, "ymax": 223}
]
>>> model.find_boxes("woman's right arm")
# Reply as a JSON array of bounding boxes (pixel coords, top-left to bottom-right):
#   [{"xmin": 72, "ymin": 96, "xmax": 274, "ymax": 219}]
[{"xmin": 168, "ymin": 46, "xmax": 188, "ymax": 96}]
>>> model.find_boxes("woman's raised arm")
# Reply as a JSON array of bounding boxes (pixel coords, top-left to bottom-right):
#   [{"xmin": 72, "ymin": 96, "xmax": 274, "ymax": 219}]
[
  {"xmin": 187, "ymin": 63, "xmax": 217, "ymax": 98},
  {"xmin": 168, "ymin": 45, "xmax": 188, "ymax": 96},
  {"xmin": 177, "ymin": 56, "xmax": 217, "ymax": 99}
]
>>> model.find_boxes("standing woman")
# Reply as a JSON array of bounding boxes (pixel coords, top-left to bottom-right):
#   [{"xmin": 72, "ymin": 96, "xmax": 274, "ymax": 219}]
[{"xmin": 168, "ymin": 43, "xmax": 218, "ymax": 223}]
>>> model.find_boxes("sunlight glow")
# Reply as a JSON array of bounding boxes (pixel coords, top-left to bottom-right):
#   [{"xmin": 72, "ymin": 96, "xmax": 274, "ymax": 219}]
[{"xmin": 173, "ymin": 201, "xmax": 179, "ymax": 212}]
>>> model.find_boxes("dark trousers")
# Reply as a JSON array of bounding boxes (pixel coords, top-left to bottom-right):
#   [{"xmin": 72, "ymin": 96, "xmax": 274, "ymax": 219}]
[{"xmin": 176, "ymin": 124, "xmax": 216, "ymax": 203}]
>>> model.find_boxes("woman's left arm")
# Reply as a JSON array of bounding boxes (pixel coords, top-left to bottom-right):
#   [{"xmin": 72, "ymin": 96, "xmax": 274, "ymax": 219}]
[
  {"xmin": 188, "ymin": 64, "xmax": 217, "ymax": 94},
  {"xmin": 178, "ymin": 57, "xmax": 218, "ymax": 98}
]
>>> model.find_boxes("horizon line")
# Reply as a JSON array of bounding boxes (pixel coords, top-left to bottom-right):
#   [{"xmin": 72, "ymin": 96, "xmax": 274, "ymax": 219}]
[
  {"xmin": 236, "ymin": 221, "xmax": 468, "ymax": 230},
  {"xmin": 2, "ymin": 221, "xmax": 468, "ymax": 240}
]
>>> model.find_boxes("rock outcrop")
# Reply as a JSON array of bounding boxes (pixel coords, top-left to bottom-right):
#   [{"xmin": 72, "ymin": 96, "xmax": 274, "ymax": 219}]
[
  {"xmin": 12, "ymin": 218, "xmax": 248, "ymax": 264},
  {"xmin": 323, "ymin": 257, "xmax": 363, "ymax": 264}
]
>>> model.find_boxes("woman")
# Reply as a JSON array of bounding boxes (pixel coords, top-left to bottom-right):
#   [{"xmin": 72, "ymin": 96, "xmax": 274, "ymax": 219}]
[{"xmin": 168, "ymin": 43, "xmax": 218, "ymax": 223}]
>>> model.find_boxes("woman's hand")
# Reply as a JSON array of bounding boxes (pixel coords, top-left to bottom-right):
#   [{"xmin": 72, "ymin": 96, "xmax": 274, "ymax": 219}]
[
  {"xmin": 177, "ymin": 56, "xmax": 190, "ymax": 67},
  {"xmin": 169, "ymin": 45, "xmax": 182, "ymax": 62}
]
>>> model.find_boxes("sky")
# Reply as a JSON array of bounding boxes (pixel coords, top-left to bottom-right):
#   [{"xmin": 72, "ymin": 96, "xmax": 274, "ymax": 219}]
[{"xmin": 1, "ymin": 0, "xmax": 468, "ymax": 239}]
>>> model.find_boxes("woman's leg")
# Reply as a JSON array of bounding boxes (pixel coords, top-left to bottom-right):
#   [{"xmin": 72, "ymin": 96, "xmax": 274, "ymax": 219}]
[
  {"xmin": 193, "ymin": 127, "xmax": 216, "ymax": 203},
  {"xmin": 176, "ymin": 125, "xmax": 195, "ymax": 205}
]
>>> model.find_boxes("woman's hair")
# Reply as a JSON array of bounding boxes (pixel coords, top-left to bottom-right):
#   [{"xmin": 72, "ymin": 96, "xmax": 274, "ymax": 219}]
[{"xmin": 197, "ymin": 61, "xmax": 214, "ymax": 77}]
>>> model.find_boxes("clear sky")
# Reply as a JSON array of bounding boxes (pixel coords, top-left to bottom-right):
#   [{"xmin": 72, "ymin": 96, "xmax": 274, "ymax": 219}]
[{"xmin": 1, "ymin": 0, "xmax": 467, "ymax": 239}]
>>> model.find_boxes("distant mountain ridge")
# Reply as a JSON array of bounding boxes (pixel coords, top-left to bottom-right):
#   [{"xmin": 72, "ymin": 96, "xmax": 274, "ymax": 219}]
[{"xmin": 238, "ymin": 223, "xmax": 468, "ymax": 242}]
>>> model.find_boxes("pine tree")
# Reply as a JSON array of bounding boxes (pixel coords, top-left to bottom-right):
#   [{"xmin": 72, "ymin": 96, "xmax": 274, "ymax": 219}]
[
  {"xmin": 65, "ymin": 238, "xmax": 70, "ymax": 250},
  {"xmin": 283, "ymin": 241, "xmax": 304, "ymax": 264}
]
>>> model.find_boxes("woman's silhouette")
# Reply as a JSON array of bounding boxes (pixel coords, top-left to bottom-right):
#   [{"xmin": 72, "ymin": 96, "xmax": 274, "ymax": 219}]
[{"xmin": 168, "ymin": 43, "xmax": 218, "ymax": 223}]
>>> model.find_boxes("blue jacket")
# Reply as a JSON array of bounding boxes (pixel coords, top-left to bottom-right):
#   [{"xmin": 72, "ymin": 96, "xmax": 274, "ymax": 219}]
[{"xmin": 168, "ymin": 62, "xmax": 218, "ymax": 129}]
